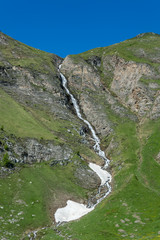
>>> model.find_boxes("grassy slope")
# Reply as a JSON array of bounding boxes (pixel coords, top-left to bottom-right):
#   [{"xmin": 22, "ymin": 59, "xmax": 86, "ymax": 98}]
[
  {"xmin": 41, "ymin": 34, "xmax": 160, "ymax": 239},
  {"xmin": 0, "ymin": 33, "xmax": 104, "ymax": 239},
  {"xmin": 0, "ymin": 85, "xmax": 82, "ymax": 144},
  {"xmin": 0, "ymin": 87, "xmax": 57, "ymax": 140},
  {"xmin": 46, "ymin": 118, "xmax": 160, "ymax": 240},
  {"xmin": 76, "ymin": 33, "xmax": 160, "ymax": 89},
  {"xmin": 0, "ymin": 32, "xmax": 58, "ymax": 75},
  {"xmin": 0, "ymin": 85, "xmax": 102, "ymax": 239},
  {"xmin": 0, "ymin": 86, "xmax": 103, "ymax": 239},
  {"xmin": 0, "ymin": 163, "xmax": 90, "ymax": 239},
  {"xmin": 140, "ymin": 119, "xmax": 160, "ymax": 194},
  {"xmin": 78, "ymin": 33, "xmax": 160, "ymax": 64}
]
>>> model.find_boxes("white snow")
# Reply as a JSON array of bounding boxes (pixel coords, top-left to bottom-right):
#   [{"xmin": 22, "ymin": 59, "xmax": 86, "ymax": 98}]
[
  {"xmin": 89, "ymin": 163, "xmax": 111, "ymax": 185},
  {"xmin": 54, "ymin": 163, "xmax": 112, "ymax": 223},
  {"xmin": 55, "ymin": 200, "xmax": 94, "ymax": 223}
]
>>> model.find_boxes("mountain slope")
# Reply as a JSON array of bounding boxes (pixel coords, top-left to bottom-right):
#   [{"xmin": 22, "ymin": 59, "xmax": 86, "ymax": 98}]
[
  {"xmin": 0, "ymin": 32, "xmax": 103, "ymax": 239},
  {"xmin": 45, "ymin": 32, "xmax": 160, "ymax": 240},
  {"xmin": 0, "ymin": 32, "xmax": 160, "ymax": 239}
]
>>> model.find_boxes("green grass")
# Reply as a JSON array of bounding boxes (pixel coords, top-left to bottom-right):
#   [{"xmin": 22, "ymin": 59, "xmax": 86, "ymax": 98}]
[
  {"xmin": 0, "ymin": 88, "xmax": 58, "ymax": 140},
  {"xmin": 0, "ymin": 32, "xmax": 59, "ymax": 75},
  {"xmin": 140, "ymin": 119, "xmax": 160, "ymax": 194},
  {"xmin": 0, "ymin": 162, "xmax": 90, "ymax": 239},
  {"xmin": 27, "ymin": 107, "xmax": 82, "ymax": 143},
  {"xmin": 37, "ymin": 116, "xmax": 160, "ymax": 240},
  {"xmin": 57, "ymin": 177, "xmax": 160, "ymax": 240},
  {"xmin": 35, "ymin": 229, "xmax": 64, "ymax": 240},
  {"xmin": 46, "ymin": 118, "xmax": 160, "ymax": 240},
  {"xmin": 72, "ymin": 33, "xmax": 160, "ymax": 89},
  {"xmin": 139, "ymin": 77, "xmax": 160, "ymax": 86},
  {"xmin": 0, "ymin": 87, "xmax": 104, "ymax": 239},
  {"xmin": 79, "ymin": 33, "xmax": 160, "ymax": 65}
]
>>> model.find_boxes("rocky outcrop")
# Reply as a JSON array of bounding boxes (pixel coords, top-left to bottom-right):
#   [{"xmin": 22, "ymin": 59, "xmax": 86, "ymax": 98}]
[
  {"xmin": 0, "ymin": 135, "xmax": 72, "ymax": 165},
  {"xmin": 110, "ymin": 58, "xmax": 153, "ymax": 116},
  {"xmin": 62, "ymin": 52, "xmax": 159, "ymax": 121},
  {"xmin": 151, "ymin": 90, "xmax": 160, "ymax": 119},
  {"xmin": 79, "ymin": 93, "xmax": 112, "ymax": 136},
  {"xmin": 156, "ymin": 152, "xmax": 160, "ymax": 164},
  {"xmin": 74, "ymin": 165, "xmax": 101, "ymax": 189},
  {"xmin": 0, "ymin": 63, "xmax": 75, "ymax": 120},
  {"xmin": 60, "ymin": 56, "xmax": 113, "ymax": 137},
  {"xmin": 61, "ymin": 55, "xmax": 101, "ymax": 91},
  {"xmin": 0, "ymin": 32, "xmax": 81, "ymax": 123},
  {"xmin": 13, "ymin": 139, "xmax": 72, "ymax": 163},
  {"xmin": 99, "ymin": 55, "xmax": 160, "ymax": 119},
  {"xmin": 60, "ymin": 55, "xmax": 138, "ymax": 138}
]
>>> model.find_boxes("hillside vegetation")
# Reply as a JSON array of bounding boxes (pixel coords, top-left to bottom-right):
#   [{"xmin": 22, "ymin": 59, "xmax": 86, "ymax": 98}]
[{"xmin": 0, "ymin": 32, "xmax": 160, "ymax": 239}]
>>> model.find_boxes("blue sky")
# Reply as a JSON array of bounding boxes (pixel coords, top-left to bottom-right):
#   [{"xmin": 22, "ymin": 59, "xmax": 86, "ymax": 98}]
[{"xmin": 1, "ymin": 0, "xmax": 160, "ymax": 57}]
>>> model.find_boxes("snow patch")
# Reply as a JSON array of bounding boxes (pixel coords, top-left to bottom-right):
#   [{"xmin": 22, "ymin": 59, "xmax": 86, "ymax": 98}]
[
  {"xmin": 55, "ymin": 200, "xmax": 94, "ymax": 223},
  {"xmin": 89, "ymin": 163, "xmax": 111, "ymax": 185}
]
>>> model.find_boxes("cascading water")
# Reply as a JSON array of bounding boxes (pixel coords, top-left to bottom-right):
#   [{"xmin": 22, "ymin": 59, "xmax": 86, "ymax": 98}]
[
  {"xmin": 28, "ymin": 65, "xmax": 112, "ymax": 238},
  {"xmin": 59, "ymin": 65, "xmax": 110, "ymax": 162},
  {"xmin": 55, "ymin": 65, "xmax": 112, "ymax": 223}
]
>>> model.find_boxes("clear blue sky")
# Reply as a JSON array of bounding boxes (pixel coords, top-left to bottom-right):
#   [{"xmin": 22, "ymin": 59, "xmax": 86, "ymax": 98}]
[{"xmin": 1, "ymin": 0, "xmax": 160, "ymax": 57}]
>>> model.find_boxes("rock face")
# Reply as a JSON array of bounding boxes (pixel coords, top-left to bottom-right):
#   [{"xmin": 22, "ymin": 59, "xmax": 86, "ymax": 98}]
[
  {"xmin": 61, "ymin": 56, "xmax": 101, "ymax": 91},
  {"xmin": 0, "ymin": 135, "xmax": 73, "ymax": 164},
  {"xmin": 74, "ymin": 165, "xmax": 101, "ymax": 189},
  {"xmin": 0, "ymin": 32, "xmax": 79, "ymax": 122},
  {"xmin": 0, "ymin": 63, "xmax": 72, "ymax": 120},
  {"xmin": 101, "ymin": 53, "xmax": 160, "ymax": 119},
  {"xmin": 13, "ymin": 139, "xmax": 72, "ymax": 164},
  {"xmin": 61, "ymin": 53, "xmax": 160, "ymax": 124},
  {"xmin": 60, "ymin": 56, "xmax": 112, "ymax": 137},
  {"xmin": 151, "ymin": 90, "xmax": 160, "ymax": 119},
  {"xmin": 110, "ymin": 57, "xmax": 156, "ymax": 117},
  {"xmin": 60, "ymin": 55, "xmax": 138, "ymax": 137}
]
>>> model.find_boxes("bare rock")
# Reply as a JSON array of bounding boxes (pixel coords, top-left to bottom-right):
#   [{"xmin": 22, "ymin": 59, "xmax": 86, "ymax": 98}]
[
  {"xmin": 13, "ymin": 138, "xmax": 72, "ymax": 164},
  {"xmin": 61, "ymin": 56, "xmax": 113, "ymax": 137},
  {"xmin": 74, "ymin": 165, "xmax": 101, "ymax": 189},
  {"xmin": 110, "ymin": 58, "xmax": 153, "ymax": 117},
  {"xmin": 156, "ymin": 152, "xmax": 160, "ymax": 164}
]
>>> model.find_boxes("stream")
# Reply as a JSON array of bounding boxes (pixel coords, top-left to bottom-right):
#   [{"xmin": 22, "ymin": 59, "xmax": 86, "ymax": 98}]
[
  {"xmin": 55, "ymin": 66, "xmax": 112, "ymax": 223},
  {"xmin": 28, "ymin": 66, "xmax": 112, "ymax": 238}
]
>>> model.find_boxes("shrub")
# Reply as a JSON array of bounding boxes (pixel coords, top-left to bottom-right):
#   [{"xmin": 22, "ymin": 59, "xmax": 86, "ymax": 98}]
[
  {"xmin": 2, "ymin": 153, "xmax": 14, "ymax": 168},
  {"xmin": 4, "ymin": 144, "xmax": 9, "ymax": 151}
]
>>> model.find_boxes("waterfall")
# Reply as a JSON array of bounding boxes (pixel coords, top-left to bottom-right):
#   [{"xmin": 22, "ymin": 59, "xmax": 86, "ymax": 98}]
[
  {"xmin": 54, "ymin": 66, "xmax": 112, "ymax": 223},
  {"xmin": 59, "ymin": 70, "xmax": 110, "ymax": 164}
]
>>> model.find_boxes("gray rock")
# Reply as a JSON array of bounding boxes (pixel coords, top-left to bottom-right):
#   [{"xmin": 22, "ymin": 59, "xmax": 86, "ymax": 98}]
[
  {"xmin": 13, "ymin": 139, "xmax": 72, "ymax": 164},
  {"xmin": 74, "ymin": 165, "xmax": 101, "ymax": 189},
  {"xmin": 0, "ymin": 135, "xmax": 72, "ymax": 165}
]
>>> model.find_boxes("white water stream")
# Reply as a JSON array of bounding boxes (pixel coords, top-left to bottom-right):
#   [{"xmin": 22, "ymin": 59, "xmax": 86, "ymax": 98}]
[{"xmin": 55, "ymin": 66, "xmax": 112, "ymax": 223}]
